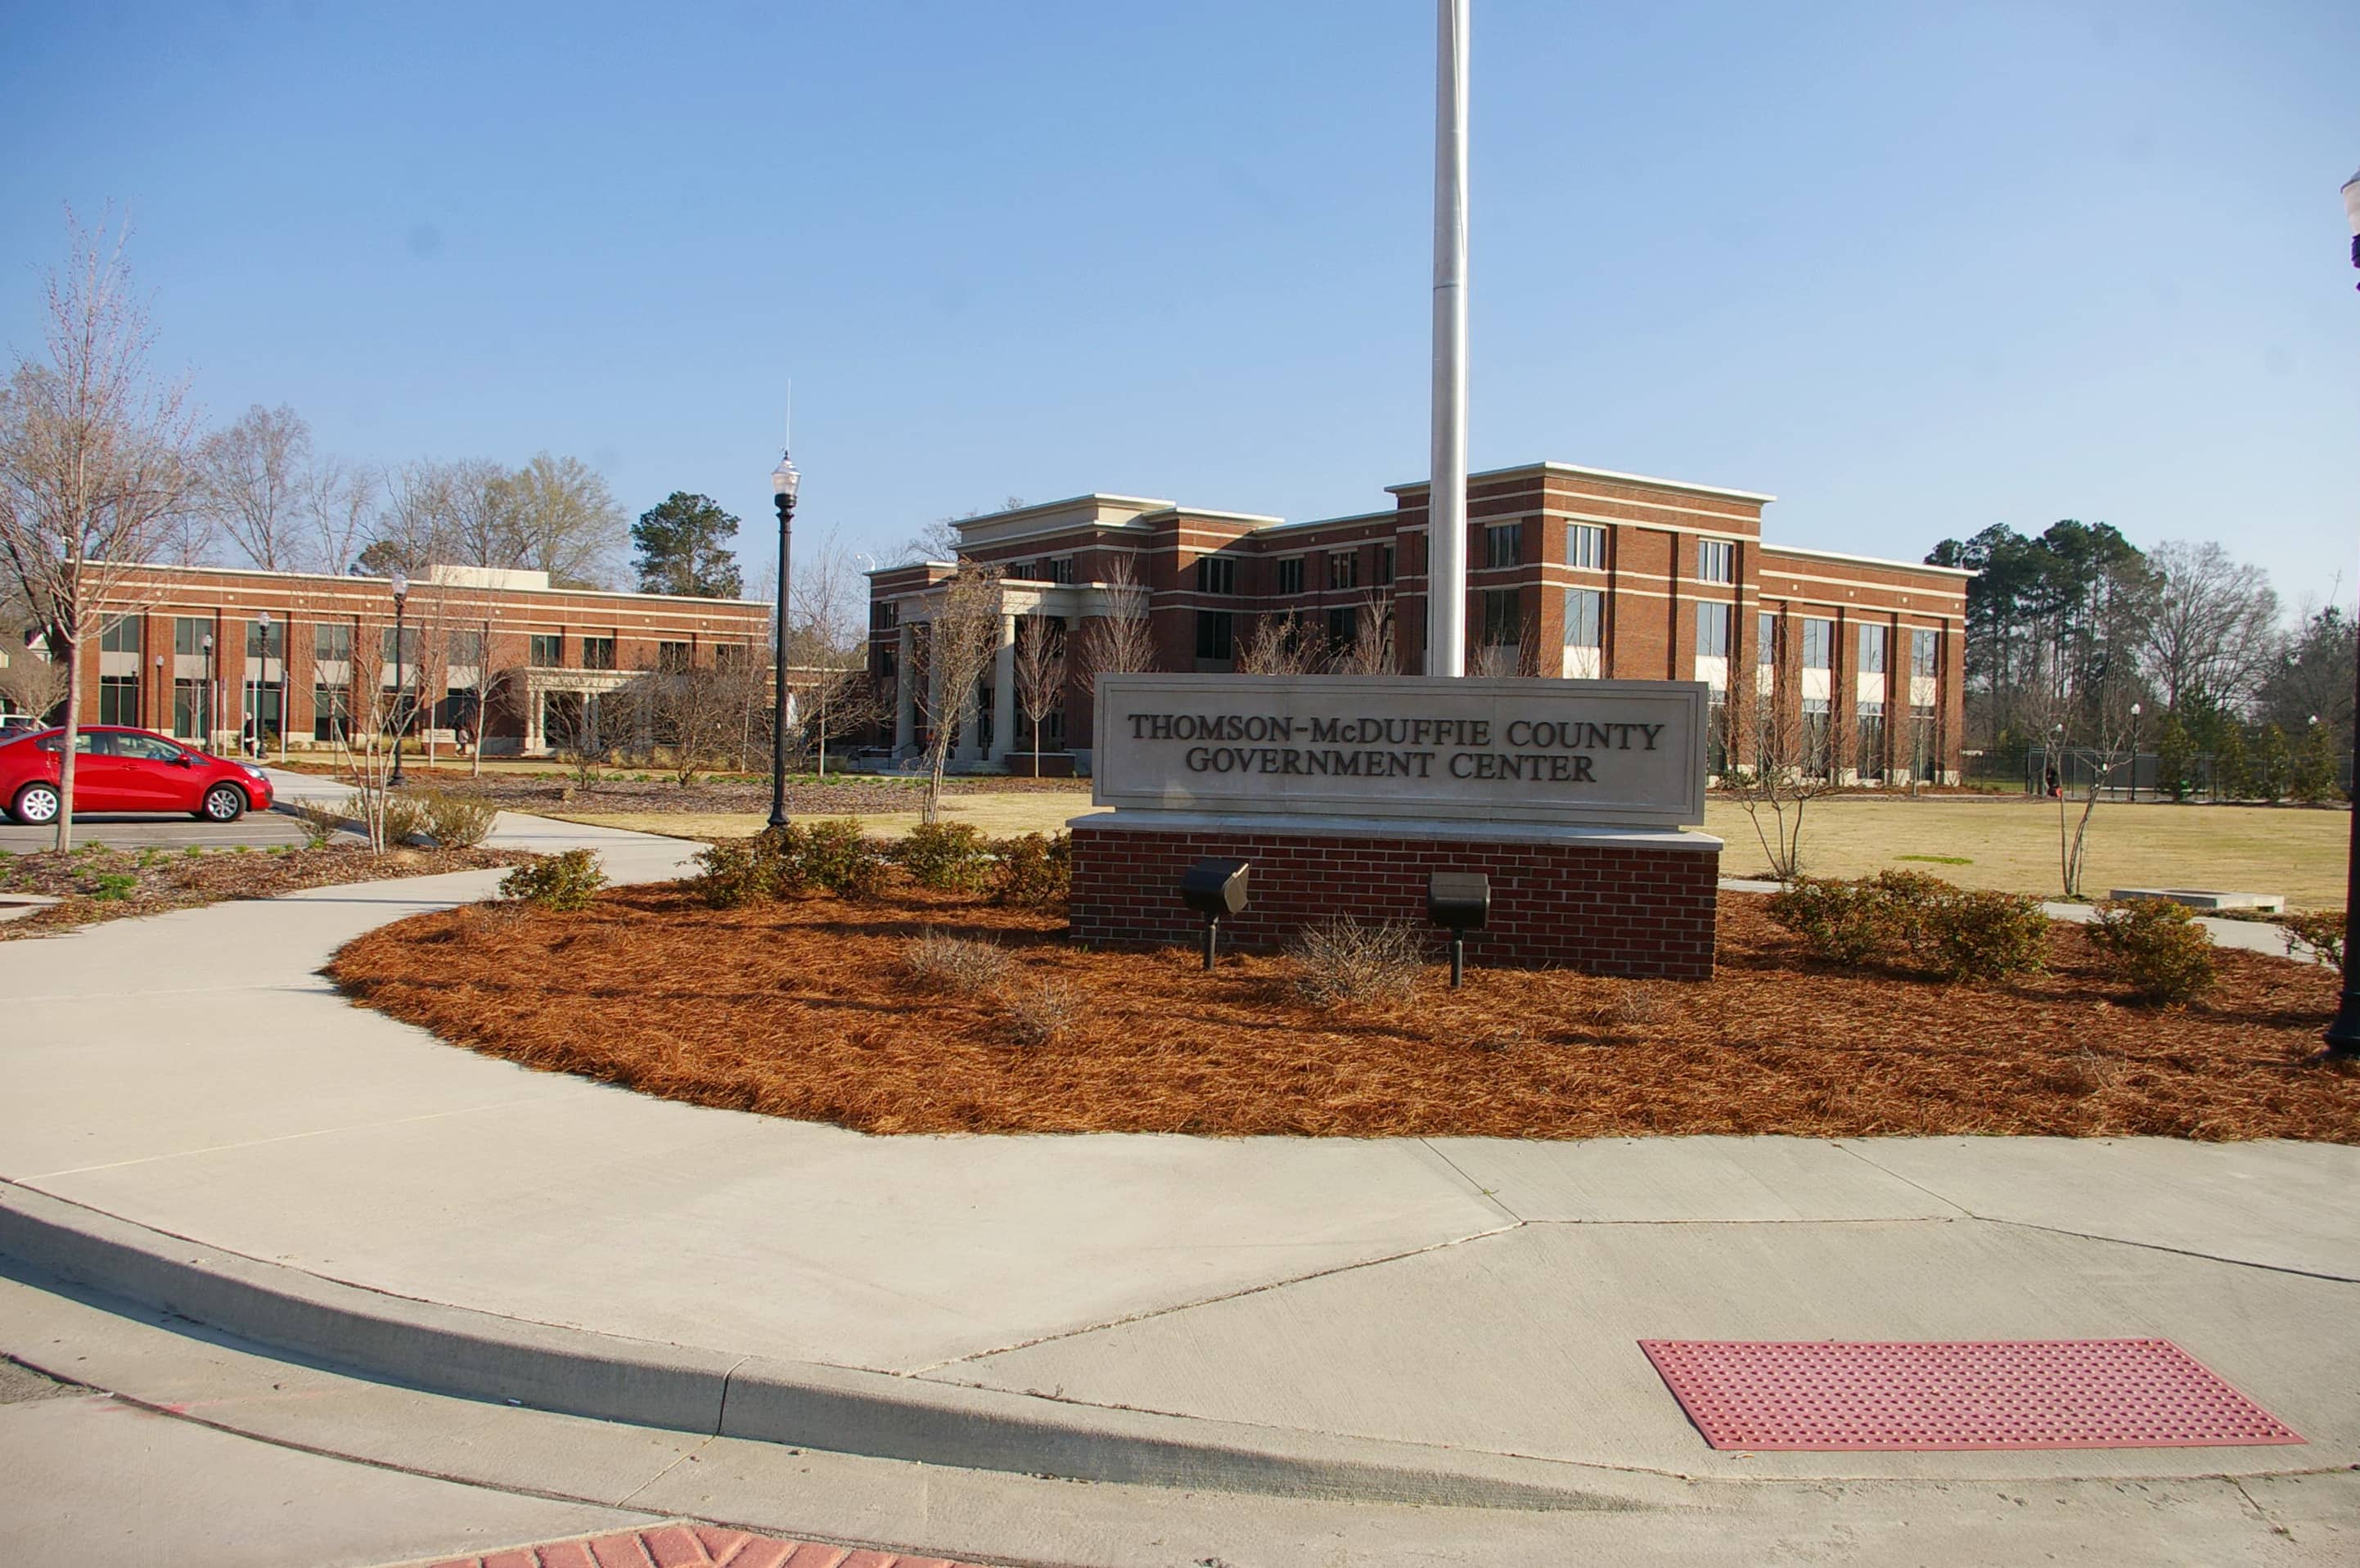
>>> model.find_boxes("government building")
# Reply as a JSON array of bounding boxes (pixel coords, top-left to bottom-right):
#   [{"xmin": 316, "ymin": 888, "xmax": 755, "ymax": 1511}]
[{"xmin": 866, "ymin": 459, "xmax": 1972, "ymax": 784}]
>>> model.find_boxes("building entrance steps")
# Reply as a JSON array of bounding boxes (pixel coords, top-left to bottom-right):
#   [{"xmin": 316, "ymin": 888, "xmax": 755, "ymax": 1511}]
[{"xmin": 0, "ymin": 804, "xmax": 2353, "ymax": 1502}]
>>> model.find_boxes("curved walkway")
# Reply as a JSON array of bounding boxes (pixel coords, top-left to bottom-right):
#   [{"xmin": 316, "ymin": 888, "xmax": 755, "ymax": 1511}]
[{"xmin": 1, "ymin": 785, "xmax": 2354, "ymax": 1509}]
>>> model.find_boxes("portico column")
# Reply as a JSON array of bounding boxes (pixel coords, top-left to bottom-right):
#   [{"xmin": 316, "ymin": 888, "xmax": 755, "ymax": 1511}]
[
  {"xmin": 953, "ymin": 674, "xmax": 982, "ymax": 764},
  {"xmin": 894, "ymin": 623, "xmax": 915, "ymax": 756},
  {"xmin": 990, "ymin": 611, "xmax": 1019, "ymax": 765},
  {"xmin": 924, "ymin": 623, "xmax": 944, "ymax": 758}
]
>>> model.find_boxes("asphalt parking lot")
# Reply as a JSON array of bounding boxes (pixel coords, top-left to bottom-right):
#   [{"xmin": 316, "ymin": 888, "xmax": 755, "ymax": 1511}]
[{"xmin": 0, "ymin": 808, "xmax": 307, "ymax": 854}]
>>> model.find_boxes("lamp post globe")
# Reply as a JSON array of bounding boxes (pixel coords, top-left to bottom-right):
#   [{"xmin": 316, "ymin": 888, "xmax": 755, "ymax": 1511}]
[
  {"xmin": 768, "ymin": 452, "xmax": 800, "ymax": 831},
  {"xmin": 2322, "ymin": 169, "xmax": 2360, "ymax": 1060},
  {"xmin": 389, "ymin": 571, "xmax": 410, "ymax": 788}
]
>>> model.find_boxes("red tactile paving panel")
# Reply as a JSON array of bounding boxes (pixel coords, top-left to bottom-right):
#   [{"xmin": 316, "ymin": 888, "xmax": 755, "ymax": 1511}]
[
  {"xmin": 421, "ymin": 1526, "xmax": 985, "ymax": 1568},
  {"xmin": 1637, "ymin": 1338, "xmax": 2305, "ymax": 1452}
]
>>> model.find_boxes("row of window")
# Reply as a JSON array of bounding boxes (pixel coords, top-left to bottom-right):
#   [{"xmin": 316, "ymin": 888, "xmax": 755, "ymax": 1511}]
[
  {"xmin": 1209, "ymin": 543, "xmax": 1398, "ymax": 598},
  {"xmin": 1184, "ymin": 525, "xmax": 1741, "ymax": 598},
  {"xmin": 98, "ymin": 616, "xmax": 685, "ymax": 672}
]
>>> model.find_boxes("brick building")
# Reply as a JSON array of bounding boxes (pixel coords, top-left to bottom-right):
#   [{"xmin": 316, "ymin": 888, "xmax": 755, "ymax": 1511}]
[
  {"xmin": 867, "ymin": 460, "xmax": 1971, "ymax": 783},
  {"xmin": 27, "ymin": 563, "xmax": 770, "ymax": 755}
]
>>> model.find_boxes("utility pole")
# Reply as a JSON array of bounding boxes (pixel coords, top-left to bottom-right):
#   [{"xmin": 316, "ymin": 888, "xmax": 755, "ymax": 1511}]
[{"xmin": 1426, "ymin": 0, "xmax": 1470, "ymax": 678}]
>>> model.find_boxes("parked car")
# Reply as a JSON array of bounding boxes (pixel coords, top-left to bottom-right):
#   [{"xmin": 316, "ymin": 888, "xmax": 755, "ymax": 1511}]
[
  {"xmin": 0, "ymin": 713, "xmax": 40, "ymax": 741},
  {"xmin": 0, "ymin": 725, "xmax": 275, "ymax": 825}
]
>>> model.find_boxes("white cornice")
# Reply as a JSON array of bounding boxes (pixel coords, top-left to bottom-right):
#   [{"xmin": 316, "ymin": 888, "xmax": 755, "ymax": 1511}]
[
  {"xmin": 1762, "ymin": 544, "xmax": 1976, "ymax": 579},
  {"xmin": 1386, "ymin": 461, "xmax": 1777, "ymax": 506}
]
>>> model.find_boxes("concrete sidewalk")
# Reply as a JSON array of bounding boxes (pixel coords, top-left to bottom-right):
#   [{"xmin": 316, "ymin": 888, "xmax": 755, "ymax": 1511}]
[{"xmin": 0, "ymin": 800, "xmax": 2352, "ymax": 1521}]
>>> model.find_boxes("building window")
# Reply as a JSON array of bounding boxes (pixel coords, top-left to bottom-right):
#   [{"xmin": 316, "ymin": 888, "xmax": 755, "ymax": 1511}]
[
  {"xmin": 1327, "ymin": 551, "xmax": 1358, "ymax": 592},
  {"xmin": 1858, "ymin": 624, "xmax": 1887, "ymax": 674},
  {"xmin": 1195, "ymin": 610, "xmax": 1234, "ymax": 662},
  {"xmin": 1800, "ymin": 697, "xmax": 1832, "ymax": 777},
  {"xmin": 172, "ymin": 678, "xmax": 204, "ymax": 740},
  {"xmin": 656, "ymin": 641, "xmax": 690, "ymax": 672},
  {"xmin": 245, "ymin": 619, "xmax": 283, "ymax": 659},
  {"xmin": 1567, "ymin": 524, "xmax": 1606, "ymax": 570},
  {"xmin": 529, "ymin": 633, "xmax": 562, "ymax": 666},
  {"xmin": 1564, "ymin": 588, "xmax": 1603, "ymax": 650},
  {"xmin": 1196, "ymin": 555, "xmax": 1236, "ymax": 595},
  {"xmin": 174, "ymin": 617, "xmax": 209, "ymax": 656},
  {"xmin": 870, "ymin": 601, "xmax": 899, "ymax": 631},
  {"xmin": 715, "ymin": 642, "xmax": 747, "ymax": 670},
  {"xmin": 1910, "ymin": 703, "xmax": 1938, "ymax": 777},
  {"xmin": 1801, "ymin": 618, "xmax": 1833, "ymax": 670},
  {"xmin": 448, "ymin": 629, "xmax": 485, "ymax": 669},
  {"xmin": 381, "ymin": 625, "xmax": 421, "ymax": 665},
  {"xmin": 313, "ymin": 684, "xmax": 351, "ymax": 742},
  {"xmin": 1485, "ymin": 523, "xmax": 1522, "ymax": 570},
  {"xmin": 100, "ymin": 616, "xmax": 142, "ymax": 654},
  {"xmin": 1757, "ymin": 612, "xmax": 1778, "ymax": 668},
  {"xmin": 1697, "ymin": 538, "xmax": 1735, "ymax": 584},
  {"xmin": 1695, "ymin": 602, "xmax": 1732, "ymax": 660},
  {"xmin": 581, "ymin": 636, "xmax": 615, "ymax": 670},
  {"xmin": 1480, "ymin": 588, "xmax": 1521, "ymax": 647},
  {"xmin": 1275, "ymin": 557, "xmax": 1305, "ymax": 595},
  {"xmin": 98, "ymin": 674, "xmax": 139, "ymax": 726},
  {"xmin": 1044, "ymin": 556, "xmax": 1074, "ymax": 583},
  {"xmin": 1911, "ymin": 628, "xmax": 1939, "ymax": 679},
  {"xmin": 1857, "ymin": 700, "xmax": 1887, "ymax": 780},
  {"xmin": 314, "ymin": 623, "xmax": 352, "ymax": 664},
  {"xmin": 1326, "ymin": 606, "xmax": 1357, "ymax": 651},
  {"xmin": 1375, "ymin": 543, "xmax": 1395, "ymax": 586}
]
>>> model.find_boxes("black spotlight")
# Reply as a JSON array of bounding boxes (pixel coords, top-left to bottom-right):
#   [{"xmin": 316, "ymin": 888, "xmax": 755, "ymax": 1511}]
[
  {"xmin": 1427, "ymin": 870, "xmax": 1491, "ymax": 987},
  {"xmin": 1179, "ymin": 857, "xmax": 1250, "ymax": 971}
]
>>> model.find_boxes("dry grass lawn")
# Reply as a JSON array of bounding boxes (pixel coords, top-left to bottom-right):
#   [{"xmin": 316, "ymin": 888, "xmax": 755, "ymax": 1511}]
[{"xmin": 331, "ymin": 885, "xmax": 2358, "ymax": 1142}]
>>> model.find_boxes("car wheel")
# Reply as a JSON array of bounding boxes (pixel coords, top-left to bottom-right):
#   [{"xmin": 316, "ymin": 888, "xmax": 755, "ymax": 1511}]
[
  {"xmin": 200, "ymin": 783, "xmax": 247, "ymax": 823},
  {"xmin": 11, "ymin": 782, "xmax": 61, "ymax": 826}
]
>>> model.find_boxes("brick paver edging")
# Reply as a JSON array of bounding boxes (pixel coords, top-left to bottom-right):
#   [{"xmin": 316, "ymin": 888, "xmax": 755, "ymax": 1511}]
[{"xmin": 411, "ymin": 1521, "xmax": 984, "ymax": 1568}]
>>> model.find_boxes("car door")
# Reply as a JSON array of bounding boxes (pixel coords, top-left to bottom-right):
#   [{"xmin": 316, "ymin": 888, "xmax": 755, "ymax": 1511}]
[
  {"xmin": 67, "ymin": 732, "xmax": 133, "ymax": 812},
  {"xmin": 111, "ymin": 732, "xmax": 196, "ymax": 810}
]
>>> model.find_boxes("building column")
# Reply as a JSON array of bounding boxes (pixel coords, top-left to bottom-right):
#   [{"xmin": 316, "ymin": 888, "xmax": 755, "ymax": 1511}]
[
  {"xmin": 989, "ymin": 611, "xmax": 1019, "ymax": 766},
  {"xmin": 923, "ymin": 623, "xmax": 945, "ymax": 759},
  {"xmin": 894, "ymin": 624, "xmax": 915, "ymax": 756}
]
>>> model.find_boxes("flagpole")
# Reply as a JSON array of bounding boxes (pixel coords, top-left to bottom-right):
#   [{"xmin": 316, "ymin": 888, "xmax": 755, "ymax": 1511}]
[{"xmin": 1428, "ymin": 0, "xmax": 1470, "ymax": 678}]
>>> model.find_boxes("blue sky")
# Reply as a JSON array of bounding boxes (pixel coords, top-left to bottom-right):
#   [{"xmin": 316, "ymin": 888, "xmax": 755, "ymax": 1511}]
[{"xmin": 3, "ymin": 2, "xmax": 2356, "ymax": 603}]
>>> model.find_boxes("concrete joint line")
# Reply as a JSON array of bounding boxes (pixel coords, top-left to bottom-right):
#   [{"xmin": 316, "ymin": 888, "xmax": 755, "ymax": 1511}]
[
  {"xmin": 1415, "ymin": 1138, "xmax": 1529, "ymax": 1222},
  {"xmin": 0, "ymin": 1183, "xmax": 1647, "ymax": 1512}
]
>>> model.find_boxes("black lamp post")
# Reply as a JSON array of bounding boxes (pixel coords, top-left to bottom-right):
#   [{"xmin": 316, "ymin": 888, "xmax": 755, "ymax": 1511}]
[
  {"xmin": 768, "ymin": 451, "xmax": 800, "ymax": 831},
  {"xmin": 257, "ymin": 608, "xmax": 275, "ymax": 759},
  {"xmin": 2129, "ymin": 701, "xmax": 2141, "ymax": 802},
  {"xmin": 2323, "ymin": 167, "xmax": 2360, "ymax": 1061},
  {"xmin": 201, "ymin": 633, "xmax": 214, "ymax": 751},
  {"xmin": 389, "ymin": 571, "xmax": 409, "ymax": 788}
]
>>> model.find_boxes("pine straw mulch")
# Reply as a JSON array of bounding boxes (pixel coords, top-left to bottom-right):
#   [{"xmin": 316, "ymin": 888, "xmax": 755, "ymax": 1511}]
[
  {"xmin": 327, "ymin": 886, "xmax": 2360, "ymax": 1142},
  {"xmin": 0, "ymin": 842, "xmax": 537, "ymax": 940}
]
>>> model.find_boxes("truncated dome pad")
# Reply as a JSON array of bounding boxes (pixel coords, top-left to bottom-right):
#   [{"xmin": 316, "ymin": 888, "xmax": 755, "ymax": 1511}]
[{"xmin": 1637, "ymin": 1338, "xmax": 2304, "ymax": 1451}]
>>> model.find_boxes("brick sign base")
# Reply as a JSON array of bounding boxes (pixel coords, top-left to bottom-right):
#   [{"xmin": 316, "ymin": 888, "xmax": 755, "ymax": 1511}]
[{"xmin": 1070, "ymin": 819, "xmax": 1720, "ymax": 979}]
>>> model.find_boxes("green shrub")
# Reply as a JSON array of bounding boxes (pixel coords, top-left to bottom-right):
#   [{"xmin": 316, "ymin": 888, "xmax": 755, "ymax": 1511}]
[
  {"xmin": 1766, "ymin": 876, "xmax": 1891, "ymax": 966},
  {"xmin": 990, "ymin": 831, "xmax": 1071, "ymax": 908},
  {"xmin": 417, "ymin": 790, "xmax": 498, "ymax": 849},
  {"xmin": 499, "ymin": 849, "xmax": 608, "ymax": 912},
  {"xmin": 1918, "ymin": 889, "xmax": 2049, "ymax": 982},
  {"xmin": 691, "ymin": 836, "xmax": 775, "ymax": 908},
  {"xmin": 2283, "ymin": 908, "xmax": 2346, "ymax": 973},
  {"xmin": 289, "ymin": 801, "xmax": 346, "ymax": 849},
  {"xmin": 777, "ymin": 820, "xmax": 889, "ymax": 899},
  {"xmin": 380, "ymin": 795, "xmax": 430, "ymax": 848},
  {"xmin": 2086, "ymin": 899, "xmax": 2216, "ymax": 1004},
  {"xmin": 892, "ymin": 821, "xmax": 993, "ymax": 893}
]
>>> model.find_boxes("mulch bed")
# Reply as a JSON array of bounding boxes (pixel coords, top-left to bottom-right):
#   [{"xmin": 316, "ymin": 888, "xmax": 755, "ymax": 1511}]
[
  {"xmin": 0, "ymin": 842, "xmax": 535, "ymax": 939},
  {"xmin": 327, "ymin": 885, "xmax": 2359, "ymax": 1141},
  {"xmin": 267, "ymin": 764, "xmax": 1089, "ymax": 817}
]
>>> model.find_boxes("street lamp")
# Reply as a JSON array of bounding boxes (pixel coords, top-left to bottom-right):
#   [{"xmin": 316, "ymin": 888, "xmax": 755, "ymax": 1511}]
[
  {"xmin": 256, "ymin": 609, "xmax": 273, "ymax": 759},
  {"xmin": 389, "ymin": 571, "xmax": 410, "ymax": 788},
  {"xmin": 201, "ymin": 633, "xmax": 215, "ymax": 752},
  {"xmin": 2129, "ymin": 701, "xmax": 2141, "ymax": 802},
  {"xmin": 2322, "ymin": 169, "xmax": 2360, "ymax": 1061},
  {"xmin": 768, "ymin": 449, "xmax": 799, "ymax": 831}
]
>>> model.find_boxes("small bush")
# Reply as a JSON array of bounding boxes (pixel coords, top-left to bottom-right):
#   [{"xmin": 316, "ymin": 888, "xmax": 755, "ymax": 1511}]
[
  {"xmin": 1286, "ymin": 916, "xmax": 1425, "ymax": 1008},
  {"xmin": 2087, "ymin": 899, "xmax": 2217, "ymax": 1005},
  {"xmin": 499, "ymin": 849, "xmax": 608, "ymax": 912},
  {"xmin": 1917, "ymin": 889, "xmax": 2050, "ymax": 982},
  {"xmin": 691, "ymin": 836, "xmax": 775, "ymax": 908},
  {"xmin": 287, "ymin": 801, "xmax": 347, "ymax": 849},
  {"xmin": 777, "ymin": 820, "xmax": 890, "ymax": 899},
  {"xmin": 2284, "ymin": 908, "xmax": 2347, "ymax": 973},
  {"xmin": 1766, "ymin": 876, "xmax": 1890, "ymax": 966},
  {"xmin": 903, "ymin": 929, "xmax": 1012, "ymax": 996},
  {"xmin": 380, "ymin": 795, "xmax": 430, "ymax": 848},
  {"xmin": 990, "ymin": 831, "xmax": 1071, "ymax": 908},
  {"xmin": 417, "ymin": 790, "xmax": 498, "ymax": 849},
  {"xmin": 893, "ymin": 821, "xmax": 993, "ymax": 893},
  {"xmin": 1004, "ymin": 978, "xmax": 1080, "ymax": 1045}
]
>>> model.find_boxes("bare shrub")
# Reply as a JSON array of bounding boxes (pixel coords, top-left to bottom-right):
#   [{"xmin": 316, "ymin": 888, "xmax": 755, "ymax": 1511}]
[
  {"xmin": 1579, "ymin": 979, "xmax": 1667, "ymax": 1037},
  {"xmin": 1004, "ymin": 978, "xmax": 1080, "ymax": 1046},
  {"xmin": 288, "ymin": 800, "xmax": 348, "ymax": 849},
  {"xmin": 417, "ymin": 790, "xmax": 497, "ymax": 849},
  {"xmin": 2283, "ymin": 908, "xmax": 2346, "ymax": 973},
  {"xmin": 903, "ymin": 929, "xmax": 1012, "ymax": 997},
  {"xmin": 380, "ymin": 794, "xmax": 430, "ymax": 848},
  {"xmin": 1285, "ymin": 917, "xmax": 1425, "ymax": 1008}
]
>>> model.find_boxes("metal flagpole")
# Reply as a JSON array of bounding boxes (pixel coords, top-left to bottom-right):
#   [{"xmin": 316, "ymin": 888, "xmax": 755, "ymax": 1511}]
[{"xmin": 1427, "ymin": 0, "xmax": 1470, "ymax": 678}]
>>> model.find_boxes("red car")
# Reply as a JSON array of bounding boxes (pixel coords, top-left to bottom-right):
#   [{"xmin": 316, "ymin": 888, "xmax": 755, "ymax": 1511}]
[{"xmin": 0, "ymin": 725, "xmax": 275, "ymax": 826}]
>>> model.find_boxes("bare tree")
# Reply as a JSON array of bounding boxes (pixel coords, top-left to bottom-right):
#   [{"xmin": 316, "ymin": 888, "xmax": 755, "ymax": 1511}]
[
  {"xmin": 1012, "ymin": 613, "xmax": 1067, "ymax": 774},
  {"xmin": 0, "ymin": 637, "xmax": 69, "ymax": 721},
  {"xmin": 2140, "ymin": 541, "xmax": 2281, "ymax": 715},
  {"xmin": 306, "ymin": 457, "xmax": 379, "ymax": 577},
  {"xmin": 1079, "ymin": 553, "xmax": 1156, "ymax": 688},
  {"xmin": 504, "ymin": 452, "xmax": 626, "ymax": 588},
  {"xmin": 1466, "ymin": 611, "xmax": 1542, "ymax": 678},
  {"xmin": 196, "ymin": 403, "xmax": 311, "ymax": 570},
  {"xmin": 917, "ymin": 565, "xmax": 1002, "ymax": 824},
  {"xmin": 1330, "ymin": 592, "xmax": 1397, "ymax": 677},
  {"xmin": 1238, "ymin": 612, "xmax": 1321, "ymax": 675},
  {"xmin": 1715, "ymin": 677, "xmax": 1841, "ymax": 882},
  {"xmin": 2056, "ymin": 689, "xmax": 2137, "ymax": 899},
  {"xmin": 788, "ymin": 531, "xmax": 871, "ymax": 777},
  {"xmin": 0, "ymin": 216, "xmax": 200, "ymax": 850}
]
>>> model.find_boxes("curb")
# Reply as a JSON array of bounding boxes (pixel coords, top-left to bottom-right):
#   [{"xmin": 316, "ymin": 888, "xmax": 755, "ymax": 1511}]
[{"xmin": 0, "ymin": 1179, "xmax": 1660, "ymax": 1513}]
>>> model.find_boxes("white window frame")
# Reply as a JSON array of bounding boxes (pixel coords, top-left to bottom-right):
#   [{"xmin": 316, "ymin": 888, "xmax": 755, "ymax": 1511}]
[
  {"xmin": 1567, "ymin": 523, "xmax": 1606, "ymax": 571},
  {"xmin": 1697, "ymin": 538, "xmax": 1735, "ymax": 584}
]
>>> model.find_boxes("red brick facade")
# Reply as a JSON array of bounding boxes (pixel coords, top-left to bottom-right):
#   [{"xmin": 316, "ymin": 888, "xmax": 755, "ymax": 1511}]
[{"xmin": 1069, "ymin": 822, "xmax": 1721, "ymax": 979}]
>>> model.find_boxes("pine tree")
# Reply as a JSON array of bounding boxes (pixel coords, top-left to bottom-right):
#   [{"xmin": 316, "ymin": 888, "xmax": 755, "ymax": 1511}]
[
  {"xmin": 2154, "ymin": 712, "xmax": 2194, "ymax": 802},
  {"xmin": 2254, "ymin": 724, "xmax": 2291, "ymax": 802},
  {"xmin": 2211, "ymin": 723, "xmax": 2250, "ymax": 802},
  {"xmin": 631, "ymin": 493, "xmax": 743, "ymax": 598},
  {"xmin": 2290, "ymin": 722, "xmax": 2340, "ymax": 804}
]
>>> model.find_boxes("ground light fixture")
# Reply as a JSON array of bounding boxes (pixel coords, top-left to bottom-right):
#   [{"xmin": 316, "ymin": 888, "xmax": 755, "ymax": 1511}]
[
  {"xmin": 1179, "ymin": 857, "xmax": 1250, "ymax": 971},
  {"xmin": 389, "ymin": 571, "xmax": 409, "ymax": 787},
  {"xmin": 1427, "ymin": 870, "xmax": 1490, "ymax": 988},
  {"xmin": 2322, "ymin": 165, "xmax": 2360, "ymax": 1061},
  {"xmin": 768, "ymin": 449, "xmax": 799, "ymax": 831}
]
